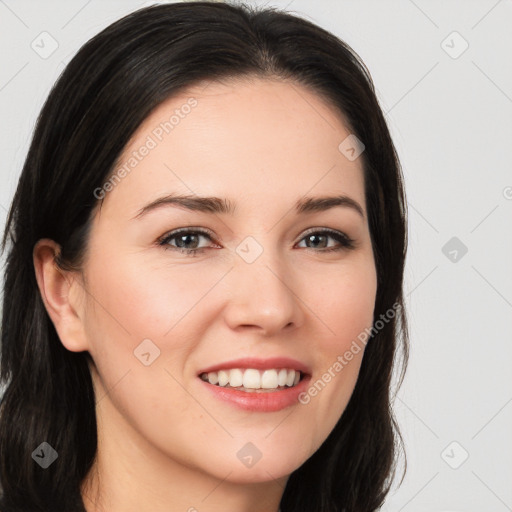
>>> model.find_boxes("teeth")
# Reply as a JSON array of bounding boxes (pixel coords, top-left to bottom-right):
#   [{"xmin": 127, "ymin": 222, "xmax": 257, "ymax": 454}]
[
  {"xmin": 200, "ymin": 368, "xmax": 303, "ymax": 390},
  {"xmin": 229, "ymin": 368, "xmax": 243, "ymax": 387},
  {"xmin": 242, "ymin": 369, "xmax": 260, "ymax": 389},
  {"xmin": 261, "ymin": 369, "xmax": 278, "ymax": 389},
  {"xmin": 218, "ymin": 370, "xmax": 229, "ymax": 387},
  {"xmin": 278, "ymin": 368, "xmax": 288, "ymax": 387}
]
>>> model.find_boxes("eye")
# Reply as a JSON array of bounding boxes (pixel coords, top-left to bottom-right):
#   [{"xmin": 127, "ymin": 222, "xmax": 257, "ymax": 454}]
[
  {"xmin": 157, "ymin": 227, "xmax": 356, "ymax": 256},
  {"xmin": 297, "ymin": 228, "xmax": 355, "ymax": 252},
  {"xmin": 157, "ymin": 228, "xmax": 216, "ymax": 256}
]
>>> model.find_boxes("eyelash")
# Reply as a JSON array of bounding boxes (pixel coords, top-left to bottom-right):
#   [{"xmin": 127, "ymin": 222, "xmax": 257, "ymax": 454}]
[{"xmin": 157, "ymin": 227, "xmax": 356, "ymax": 256}]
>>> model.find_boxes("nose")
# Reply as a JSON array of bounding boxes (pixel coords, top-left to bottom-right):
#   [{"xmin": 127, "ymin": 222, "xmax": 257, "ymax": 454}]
[{"xmin": 222, "ymin": 246, "xmax": 304, "ymax": 336}]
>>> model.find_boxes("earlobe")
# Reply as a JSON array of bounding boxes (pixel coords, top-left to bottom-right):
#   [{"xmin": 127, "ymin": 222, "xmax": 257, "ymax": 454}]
[{"xmin": 32, "ymin": 238, "xmax": 89, "ymax": 353}]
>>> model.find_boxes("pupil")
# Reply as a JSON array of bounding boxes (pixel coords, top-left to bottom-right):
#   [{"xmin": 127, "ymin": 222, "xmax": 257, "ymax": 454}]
[
  {"xmin": 308, "ymin": 234, "xmax": 325, "ymax": 248},
  {"xmin": 177, "ymin": 234, "xmax": 198, "ymax": 249}
]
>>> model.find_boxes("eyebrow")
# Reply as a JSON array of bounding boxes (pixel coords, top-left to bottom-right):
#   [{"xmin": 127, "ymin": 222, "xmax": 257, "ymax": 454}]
[{"xmin": 132, "ymin": 193, "xmax": 365, "ymax": 220}]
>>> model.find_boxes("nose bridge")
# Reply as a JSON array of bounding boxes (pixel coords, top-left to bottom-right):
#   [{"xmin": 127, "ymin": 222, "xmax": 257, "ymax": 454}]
[{"xmin": 223, "ymin": 234, "xmax": 301, "ymax": 333}]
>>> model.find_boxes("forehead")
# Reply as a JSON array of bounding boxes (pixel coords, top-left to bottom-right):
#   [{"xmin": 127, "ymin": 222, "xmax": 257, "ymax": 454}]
[{"xmin": 98, "ymin": 76, "xmax": 366, "ymax": 220}]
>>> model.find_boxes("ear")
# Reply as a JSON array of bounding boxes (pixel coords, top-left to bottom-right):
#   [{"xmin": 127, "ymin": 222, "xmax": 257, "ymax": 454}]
[{"xmin": 33, "ymin": 238, "xmax": 89, "ymax": 353}]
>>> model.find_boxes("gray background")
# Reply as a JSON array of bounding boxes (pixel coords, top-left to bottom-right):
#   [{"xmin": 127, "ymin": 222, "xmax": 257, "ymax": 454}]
[{"xmin": 0, "ymin": 0, "xmax": 511, "ymax": 510}]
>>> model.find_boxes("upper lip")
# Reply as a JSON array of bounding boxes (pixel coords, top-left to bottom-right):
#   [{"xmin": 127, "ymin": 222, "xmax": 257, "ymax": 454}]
[{"xmin": 198, "ymin": 357, "xmax": 311, "ymax": 376}]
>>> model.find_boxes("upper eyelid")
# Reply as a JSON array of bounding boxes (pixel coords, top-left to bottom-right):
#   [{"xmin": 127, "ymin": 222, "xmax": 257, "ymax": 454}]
[{"xmin": 159, "ymin": 227, "xmax": 215, "ymax": 242}]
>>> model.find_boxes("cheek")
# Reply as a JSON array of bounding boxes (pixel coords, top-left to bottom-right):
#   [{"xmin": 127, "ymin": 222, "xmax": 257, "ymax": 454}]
[
  {"xmin": 85, "ymin": 253, "xmax": 217, "ymax": 342},
  {"xmin": 311, "ymin": 259, "xmax": 377, "ymax": 346},
  {"xmin": 299, "ymin": 260, "xmax": 376, "ymax": 440},
  {"xmin": 81, "ymin": 258, "xmax": 217, "ymax": 461},
  {"xmin": 81, "ymin": 254, "xmax": 226, "ymax": 408}
]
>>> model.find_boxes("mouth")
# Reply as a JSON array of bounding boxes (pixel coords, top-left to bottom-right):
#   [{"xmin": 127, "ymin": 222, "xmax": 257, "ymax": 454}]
[
  {"xmin": 199, "ymin": 368, "xmax": 306, "ymax": 393},
  {"xmin": 196, "ymin": 357, "xmax": 311, "ymax": 411}
]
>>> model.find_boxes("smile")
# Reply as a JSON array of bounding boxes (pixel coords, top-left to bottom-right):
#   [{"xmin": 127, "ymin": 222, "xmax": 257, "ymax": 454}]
[{"xmin": 199, "ymin": 368, "xmax": 303, "ymax": 392}]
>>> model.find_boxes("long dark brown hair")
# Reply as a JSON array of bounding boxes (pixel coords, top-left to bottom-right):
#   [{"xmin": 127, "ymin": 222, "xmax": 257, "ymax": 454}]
[{"xmin": 0, "ymin": 2, "xmax": 408, "ymax": 511}]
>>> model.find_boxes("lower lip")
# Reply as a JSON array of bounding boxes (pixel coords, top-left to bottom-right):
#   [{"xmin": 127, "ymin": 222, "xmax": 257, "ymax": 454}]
[{"xmin": 198, "ymin": 375, "xmax": 311, "ymax": 412}]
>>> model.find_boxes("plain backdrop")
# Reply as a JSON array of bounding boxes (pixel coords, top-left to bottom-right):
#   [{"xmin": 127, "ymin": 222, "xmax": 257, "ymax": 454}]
[{"xmin": 0, "ymin": 1, "xmax": 511, "ymax": 510}]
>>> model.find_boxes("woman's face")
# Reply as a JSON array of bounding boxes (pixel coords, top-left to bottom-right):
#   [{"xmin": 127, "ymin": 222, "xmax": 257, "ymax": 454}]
[{"xmin": 74, "ymin": 77, "xmax": 377, "ymax": 484}]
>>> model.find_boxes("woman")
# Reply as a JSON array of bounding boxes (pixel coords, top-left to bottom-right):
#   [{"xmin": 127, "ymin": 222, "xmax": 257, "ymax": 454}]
[{"xmin": 0, "ymin": 2, "xmax": 409, "ymax": 511}]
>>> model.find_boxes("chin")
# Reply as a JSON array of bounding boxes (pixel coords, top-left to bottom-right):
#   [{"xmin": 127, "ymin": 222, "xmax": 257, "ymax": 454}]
[
  {"xmin": 219, "ymin": 448, "xmax": 306, "ymax": 484},
  {"xmin": 221, "ymin": 462, "xmax": 297, "ymax": 485}
]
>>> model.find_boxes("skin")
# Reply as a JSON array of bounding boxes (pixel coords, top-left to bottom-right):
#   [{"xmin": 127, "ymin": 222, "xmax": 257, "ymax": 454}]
[{"xmin": 33, "ymin": 76, "xmax": 377, "ymax": 512}]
